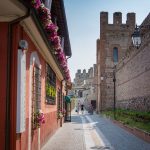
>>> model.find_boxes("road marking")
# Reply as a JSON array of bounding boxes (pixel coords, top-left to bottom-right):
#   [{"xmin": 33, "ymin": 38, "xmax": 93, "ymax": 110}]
[
  {"xmin": 81, "ymin": 115, "xmax": 95, "ymax": 150},
  {"xmin": 85, "ymin": 115, "xmax": 115, "ymax": 150}
]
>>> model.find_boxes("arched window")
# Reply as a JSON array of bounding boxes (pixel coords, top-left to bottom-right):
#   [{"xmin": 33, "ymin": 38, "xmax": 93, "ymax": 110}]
[{"xmin": 113, "ymin": 47, "xmax": 118, "ymax": 63}]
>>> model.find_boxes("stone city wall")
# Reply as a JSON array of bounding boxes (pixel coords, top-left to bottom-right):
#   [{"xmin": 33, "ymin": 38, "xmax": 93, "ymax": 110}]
[{"xmin": 116, "ymin": 34, "xmax": 150, "ymax": 111}]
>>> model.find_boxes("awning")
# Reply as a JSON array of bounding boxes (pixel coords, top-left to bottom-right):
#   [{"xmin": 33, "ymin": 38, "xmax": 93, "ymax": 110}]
[{"xmin": 65, "ymin": 96, "xmax": 71, "ymax": 103}]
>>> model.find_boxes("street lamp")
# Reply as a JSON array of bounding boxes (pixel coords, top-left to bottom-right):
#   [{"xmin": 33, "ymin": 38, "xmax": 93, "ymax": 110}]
[
  {"xmin": 100, "ymin": 76, "xmax": 104, "ymax": 112},
  {"xmin": 113, "ymin": 65, "xmax": 116, "ymax": 119},
  {"xmin": 132, "ymin": 25, "xmax": 141, "ymax": 49},
  {"xmin": 132, "ymin": 24, "xmax": 150, "ymax": 49}
]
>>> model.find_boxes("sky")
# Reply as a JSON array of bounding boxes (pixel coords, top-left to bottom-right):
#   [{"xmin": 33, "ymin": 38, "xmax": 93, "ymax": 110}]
[{"xmin": 63, "ymin": 0, "xmax": 150, "ymax": 81}]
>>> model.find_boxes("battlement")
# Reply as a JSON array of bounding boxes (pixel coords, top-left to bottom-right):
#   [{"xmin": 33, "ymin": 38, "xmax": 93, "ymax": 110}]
[
  {"xmin": 74, "ymin": 65, "xmax": 96, "ymax": 85},
  {"xmin": 77, "ymin": 69, "xmax": 81, "ymax": 73},
  {"xmin": 100, "ymin": 12, "xmax": 135, "ymax": 35},
  {"xmin": 100, "ymin": 11, "xmax": 135, "ymax": 25},
  {"xmin": 113, "ymin": 12, "xmax": 122, "ymax": 25}
]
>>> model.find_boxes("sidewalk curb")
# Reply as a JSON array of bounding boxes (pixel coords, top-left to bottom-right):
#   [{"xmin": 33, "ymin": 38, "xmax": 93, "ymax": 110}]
[{"xmin": 103, "ymin": 116, "xmax": 150, "ymax": 143}]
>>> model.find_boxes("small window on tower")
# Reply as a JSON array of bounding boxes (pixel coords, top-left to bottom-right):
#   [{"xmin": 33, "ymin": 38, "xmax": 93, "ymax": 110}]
[{"xmin": 113, "ymin": 47, "xmax": 118, "ymax": 64}]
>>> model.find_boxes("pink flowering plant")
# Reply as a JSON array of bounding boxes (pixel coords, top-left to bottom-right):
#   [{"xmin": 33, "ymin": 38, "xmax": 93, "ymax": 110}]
[
  {"xmin": 31, "ymin": 0, "xmax": 41, "ymax": 9},
  {"xmin": 62, "ymin": 109, "xmax": 66, "ymax": 115},
  {"xmin": 29, "ymin": 0, "xmax": 71, "ymax": 81},
  {"xmin": 32, "ymin": 110, "xmax": 45, "ymax": 129},
  {"xmin": 45, "ymin": 23, "xmax": 58, "ymax": 38},
  {"xmin": 57, "ymin": 110, "xmax": 63, "ymax": 119}
]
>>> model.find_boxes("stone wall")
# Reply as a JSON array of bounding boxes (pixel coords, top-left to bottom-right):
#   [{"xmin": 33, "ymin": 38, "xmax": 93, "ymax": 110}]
[{"xmin": 116, "ymin": 23, "xmax": 150, "ymax": 111}]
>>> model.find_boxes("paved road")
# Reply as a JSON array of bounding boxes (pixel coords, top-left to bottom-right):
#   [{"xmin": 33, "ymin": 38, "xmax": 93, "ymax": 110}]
[
  {"xmin": 42, "ymin": 111, "xmax": 150, "ymax": 150},
  {"xmin": 85, "ymin": 113, "xmax": 150, "ymax": 150}
]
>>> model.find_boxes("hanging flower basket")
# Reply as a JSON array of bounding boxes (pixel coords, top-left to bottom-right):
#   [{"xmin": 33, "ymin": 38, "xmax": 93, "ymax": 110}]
[
  {"xmin": 37, "ymin": 4, "xmax": 51, "ymax": 27},
  {"xmin": 29, "ymin": 0, "xmax": 71, "ymax": 81}
]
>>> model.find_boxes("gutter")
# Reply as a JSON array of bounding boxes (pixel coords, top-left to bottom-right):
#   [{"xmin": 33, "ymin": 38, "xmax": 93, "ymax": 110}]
[
  {"xmin": 61, "ymin": 78, "xmax": 65, "ymax": 102},
  {"xmin": 61, "ymin": 79, "xmax": 67, "ymax": 121},
  {"xmin": 5, "ymin": 9, "xmax": 30, "ymax": 150}
]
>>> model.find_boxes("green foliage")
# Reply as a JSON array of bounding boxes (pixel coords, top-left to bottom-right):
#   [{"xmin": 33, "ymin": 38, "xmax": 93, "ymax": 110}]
[
  {"xmin": 102, "ymin": 109, "xmax": 150, "ymax": 133},
  {"xmin": 46, "ymin": 83, "xmax": 56, "ymax": 97}
]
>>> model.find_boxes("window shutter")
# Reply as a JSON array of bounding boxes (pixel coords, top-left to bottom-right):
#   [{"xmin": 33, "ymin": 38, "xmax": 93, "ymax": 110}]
[{"xmin": 16, "ymin": 50, "xmax": 26, "ymax": 133}]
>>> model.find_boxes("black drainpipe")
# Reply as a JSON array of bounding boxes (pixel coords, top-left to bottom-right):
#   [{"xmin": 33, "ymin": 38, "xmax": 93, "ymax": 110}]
[
  {"xmin": 61, "ymin": 79, "xmax": 65, "ymax": 119},
  {"xmin": 61, "ymin": 79, "xmax": 65, "ymax": 102},
  {"xmin": 5, "ymin": 9, "xmax": 30, "ymax": 150}
]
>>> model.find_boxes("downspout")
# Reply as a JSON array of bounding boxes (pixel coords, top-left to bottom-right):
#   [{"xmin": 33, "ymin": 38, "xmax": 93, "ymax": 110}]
[
  {"xmin": 61, "ymin": 79, "xmax": 65, "ymax": 120},
  {"xmin": 5, "ymin": 9, "xmax": 30, "ymax": 150},
  {"xmin": 61, "ymin": 79, "xmax": 65, "ymax": 106},
  {"xmin": 65, "ymin": 56, "xmax": 71, "ymax": 121}
]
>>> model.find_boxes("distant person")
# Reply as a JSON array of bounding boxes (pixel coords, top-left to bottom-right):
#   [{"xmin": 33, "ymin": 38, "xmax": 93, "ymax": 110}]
[
  {"xmin": 75, "ymin": 103, "xmax": 80, "ymax": 114},
  {"xmin": 77, "ymin": 103, "xmax": 80, "ymax": 114},
  {"xmin": 81, "ymin": 104, "xmax": 84, "ymax": 114},
  {"xmin": 89, "ymin": 104, "xmax": 93, "ymax": 115}
]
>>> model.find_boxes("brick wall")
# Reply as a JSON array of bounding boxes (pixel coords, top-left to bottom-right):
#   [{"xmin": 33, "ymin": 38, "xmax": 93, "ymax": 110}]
[
  {"xmin": 116, "ymin": 31, "xmax": 150, "ymax": 111},
  {"xmin": 97, "ymin": 12, "xmax": 135, "ymax": 110}
]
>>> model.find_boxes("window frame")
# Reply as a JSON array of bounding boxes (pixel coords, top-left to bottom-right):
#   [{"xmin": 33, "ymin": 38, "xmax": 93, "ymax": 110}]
[
  {"xmin": 45, "ymin": 63, "xmax": 56, "ymax": 105},
  {"xmin": 113, "ymin": 47, "xmax": 119, "ymax": 63}
]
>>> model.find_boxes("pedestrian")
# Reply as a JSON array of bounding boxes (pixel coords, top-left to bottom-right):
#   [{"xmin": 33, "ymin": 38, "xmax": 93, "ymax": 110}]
[
  {"xmin": 81, "ymin": 104, "xmax": 84, "ymax": 114},
  {"xmin": 89, "ymin": 104, "xmax": 93, "ymax": 115},
  {"xmin": 75, "ymin": 103, "xmax": 80, "ymax": 114}
]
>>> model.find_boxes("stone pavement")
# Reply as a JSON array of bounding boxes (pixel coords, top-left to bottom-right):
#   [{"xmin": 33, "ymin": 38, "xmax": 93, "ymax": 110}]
[
  {"xmin": 42, "ymin": 111, "xmax": 86, "ymax": 150},
  {"xmin": 42, "ymin": 111, "xmax": 150, "ymax": 150}
]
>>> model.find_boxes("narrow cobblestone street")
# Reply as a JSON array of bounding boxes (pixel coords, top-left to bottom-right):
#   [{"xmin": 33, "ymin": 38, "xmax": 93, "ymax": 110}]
[{"xmin": 42, "ymin": 111, "xmax": 150, "ymax": 150}]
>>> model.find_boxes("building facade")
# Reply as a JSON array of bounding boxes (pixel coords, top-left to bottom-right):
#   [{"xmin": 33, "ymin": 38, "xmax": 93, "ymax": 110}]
[
  {"xmin": 0, "ymin": 0, "xmax": 72, "ymax": 150},
  {"xmin": 97, "ymin": 12, "xmax": 150, "ymax": 112},
  {"xmin": 73, "ymin": 65, "xmax": 97, "ymax": 109}
]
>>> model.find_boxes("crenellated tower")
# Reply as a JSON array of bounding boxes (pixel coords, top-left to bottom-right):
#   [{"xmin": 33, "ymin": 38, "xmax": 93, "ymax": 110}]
[{"xmin": 97, "ymin": 12, "xmax": 136, "ymax": 111}]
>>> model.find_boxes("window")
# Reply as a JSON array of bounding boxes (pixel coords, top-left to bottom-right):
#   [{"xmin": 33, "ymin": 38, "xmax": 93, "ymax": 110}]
[
  {"xmin": 46, "ymin": 64, "xmax": 56, "ymax": 105},
  {"xmin": 61, "ymin": 36, "xmax": 64, "ymax": 50},
  {"xmin": 113, "ymin": 47, "xmax": 118, "ymax": 63},
  {"xmin": 43, "ymin": 0, "xmax": 52, "ymax": 10},
  {"xmin": 78, "ymin": 90, "xmax": 83, "ymax": 98}
]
